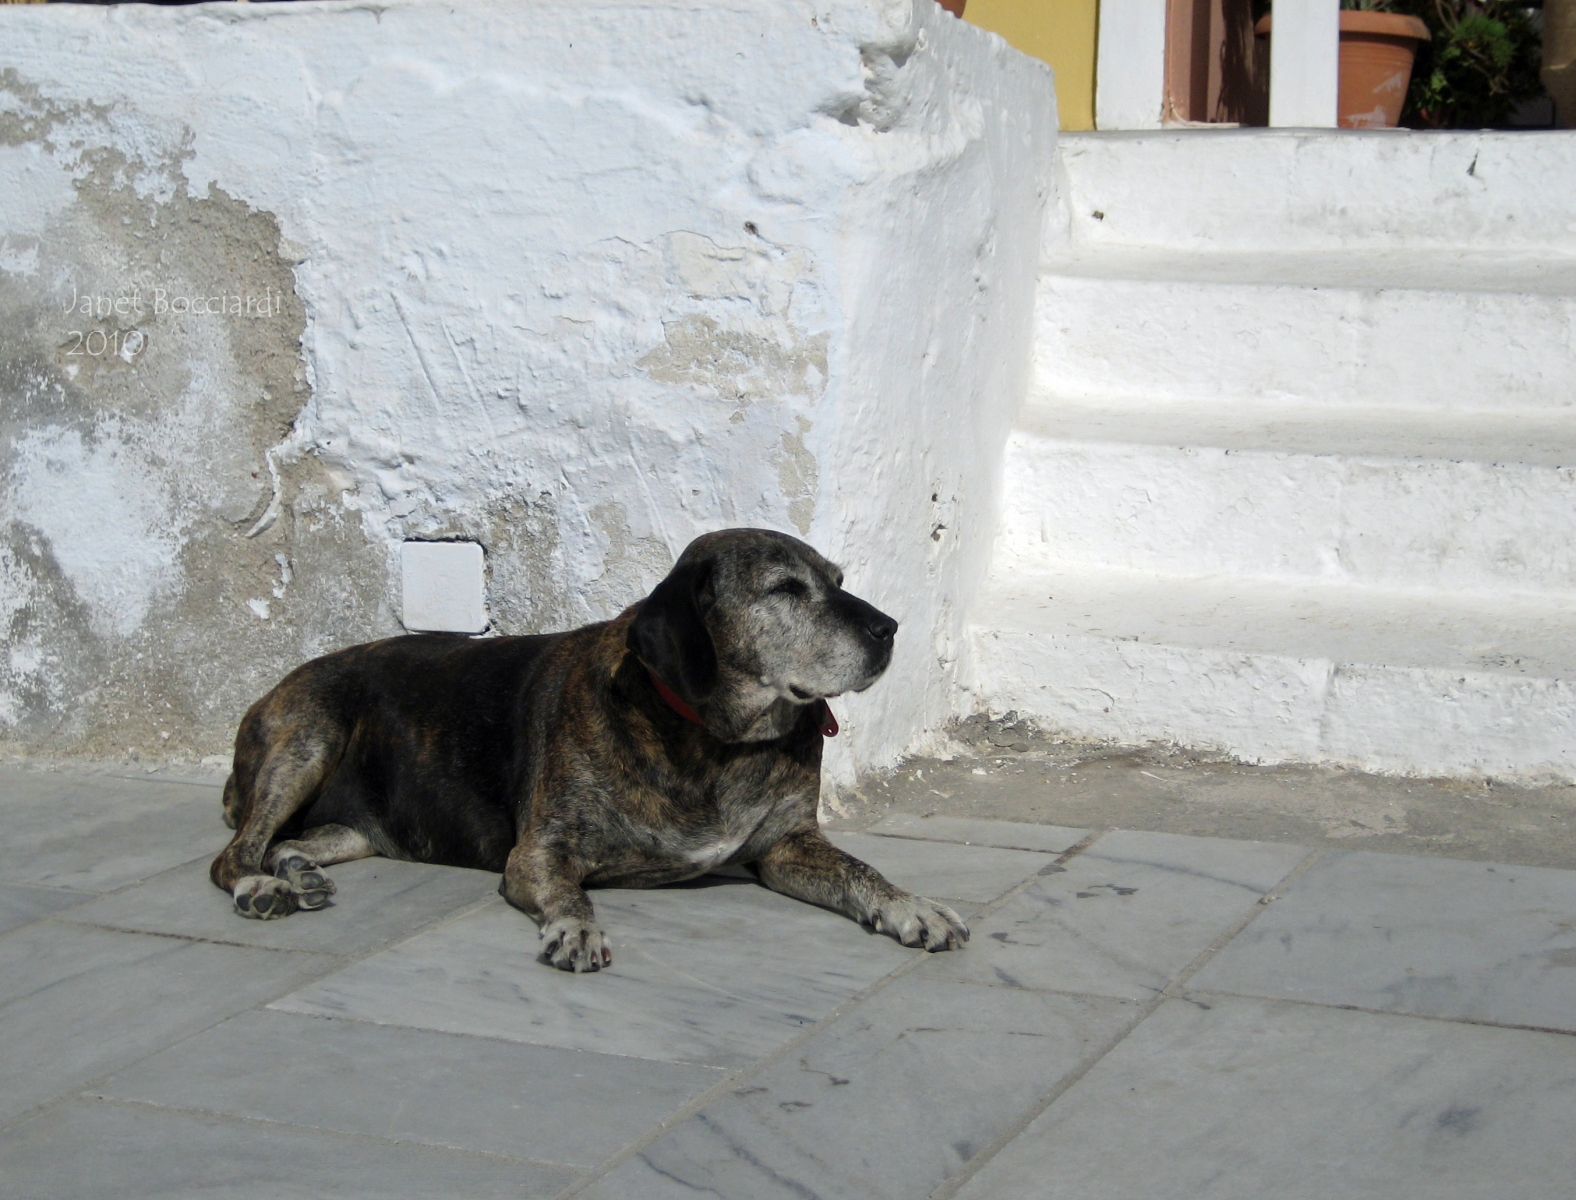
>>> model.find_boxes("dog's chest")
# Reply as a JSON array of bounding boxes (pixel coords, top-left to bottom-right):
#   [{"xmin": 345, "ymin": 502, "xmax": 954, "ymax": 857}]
[
  {"xmin": 663, "ymin": 796, "xmax": 793, "ymax": 874},
  {"xmin": 594, "ymin": 755, "xmax": 816, "ymax": 885},
  {"xmin": 683, "ymin": 835, "xmax": 748, "ymax": 871}
]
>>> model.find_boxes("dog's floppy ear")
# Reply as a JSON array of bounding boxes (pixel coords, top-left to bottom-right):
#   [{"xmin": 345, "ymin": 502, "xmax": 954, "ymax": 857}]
[{"xmin": 627, "ymin": 559, "xmax": 718, "ymax": 703}]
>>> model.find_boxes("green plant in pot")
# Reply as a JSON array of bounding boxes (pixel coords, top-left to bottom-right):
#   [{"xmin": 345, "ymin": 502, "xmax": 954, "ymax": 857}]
[{"xmin": 1383, "ymin": 0, "xmax": 1546, "ymax": 126}]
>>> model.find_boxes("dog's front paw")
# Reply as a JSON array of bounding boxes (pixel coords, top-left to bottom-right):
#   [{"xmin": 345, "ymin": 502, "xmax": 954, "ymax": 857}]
[
  {"xmin": 539, "ymin": 918, "xmax": 613, "ymax": 973},
  {"xmin": 872, "ymin": 894, "xmax": 969, "ymax": 952}
]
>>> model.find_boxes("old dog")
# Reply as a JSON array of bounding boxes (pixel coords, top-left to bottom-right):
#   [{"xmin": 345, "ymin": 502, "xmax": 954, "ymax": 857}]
[{"xmin": 210, "ymin": 528, "xmax": 969, "ymax": 971}]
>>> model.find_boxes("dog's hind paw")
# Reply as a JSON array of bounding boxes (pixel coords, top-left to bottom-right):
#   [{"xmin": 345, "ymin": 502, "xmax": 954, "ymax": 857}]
[
  {"xmin": 271, "ymin": 851, "xmax": 336, "ymax": 909},
  {"xmin": 872, "ymin": 894, "xmax": 970, "ymax": 952},
  {"xmin": 539, "ymin": 918, "xmax": 612, "ymax": 973},
  {"xmin": 232, "ymin": 859, "xmax": 335, "ymax": 920},
  {"xmin": 233, "ymin": 875, "xmax": 303, "ymax": 920}
]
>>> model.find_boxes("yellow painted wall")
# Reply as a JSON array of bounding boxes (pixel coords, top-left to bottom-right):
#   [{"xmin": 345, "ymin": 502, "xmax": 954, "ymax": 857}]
[{"xmin": 964, "ymin": 0, "xmax": 1098, "ymax": 130}]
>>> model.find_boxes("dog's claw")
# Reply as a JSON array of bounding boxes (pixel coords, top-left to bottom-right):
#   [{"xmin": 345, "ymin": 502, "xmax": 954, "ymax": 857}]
[
  {"xmin": 872, "ymin": 894, "xmax": 969, "ymax": 953},
  {"xmin": 539, "ymin": 918, "xmax": 612, "ymax": 973}
]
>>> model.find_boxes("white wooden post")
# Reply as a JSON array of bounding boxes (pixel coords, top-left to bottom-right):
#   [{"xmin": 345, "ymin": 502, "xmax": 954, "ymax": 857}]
[
  {"xmin": 1269, "ymin": 0, "xmax": 1341, "ymax": 127},
  {"xmin": 1095, "ymin": 0, "xmax": 1169, "ymax": 129}
]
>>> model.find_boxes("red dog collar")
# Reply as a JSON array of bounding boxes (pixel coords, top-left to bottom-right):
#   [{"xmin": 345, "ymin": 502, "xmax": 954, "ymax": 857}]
[
  {"xmin": 648, "ymin": 669, "xmax": 705, "ymax": 727},
  {"xmin": 646, "ymin": 668, "xmax": 837, "ymax": 737}
]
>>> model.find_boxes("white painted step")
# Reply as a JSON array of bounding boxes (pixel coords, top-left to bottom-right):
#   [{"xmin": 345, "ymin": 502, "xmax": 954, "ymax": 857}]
[
  {"xmin": 1057, "ymin": 130, "xmax": 1576, "ymax": 254},
  {"xmin": 966, "ymin": 565, "xmax": 1576, "ymax": 781},
  {"xmin": 1002, "ymin": 394, "xmax": 1576, "ymax": 595},
  {"xmin": 1035, "ymin": 250, "xmax": 1576, "ymax": 409}
]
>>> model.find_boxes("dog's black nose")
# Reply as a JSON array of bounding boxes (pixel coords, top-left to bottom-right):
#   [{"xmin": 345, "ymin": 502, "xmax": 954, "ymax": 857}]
[{"xmin": 836, "ymin": 590, "xmax": 898, "ymax": 646}]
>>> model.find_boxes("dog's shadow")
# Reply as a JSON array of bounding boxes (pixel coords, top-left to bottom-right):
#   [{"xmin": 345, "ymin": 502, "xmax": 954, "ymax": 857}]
[{"xmin": 650, "ymin": 865, "xmax": 760, "ymax": 891}]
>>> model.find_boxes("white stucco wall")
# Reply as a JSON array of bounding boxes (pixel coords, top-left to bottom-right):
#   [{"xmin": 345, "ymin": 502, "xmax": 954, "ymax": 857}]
[{"xmin": 0, "ymin": 0, "xmax": 1056, "ymax": 782}]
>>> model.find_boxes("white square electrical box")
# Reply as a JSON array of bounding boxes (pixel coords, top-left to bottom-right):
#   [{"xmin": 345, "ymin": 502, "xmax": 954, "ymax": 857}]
[{"xmin": 401, "ymin": 541, "xmax": 486, "ymax": 634}]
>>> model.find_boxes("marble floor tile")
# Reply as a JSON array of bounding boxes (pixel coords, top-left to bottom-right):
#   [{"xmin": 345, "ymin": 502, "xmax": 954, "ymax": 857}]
[
  {"xmin": 826, "ymin": 831, "xmax": 1056, "ymax": 904},
  {"xmin": 90, "ymin": 1008, "xmax": 721, "ymax": 1167},
  {"xmin": 863, "ymin": 812, "xmax": 1087, "ymax": 855},
  {"xmin": 953, "ymin": 994, "xmax": 1576, "ymax": 1200},
  {"xmin": 0, "ymin": 767, "xmax": 224, "ymax": 892},
  {"xmin": 0, "ymin": 1099, "xmax": 577, "ymax": 1200},
  {"xmin": 579, "ymin": 975, "xmax": 1136, "ymax": 1200},
  {"xmin": 272, "ymin": 879, "xmax": 915, "ymax": 1068},
  {"xmin": 60, "ymin": 856, "xmax": 501, "ymax": 955},
  {"xmin": 920, "ymin": 830, "xmax": 1311, "ymax": 1001},
  {"xmin": 0, "ymin": 881, "xmax": 90, "ymax": 936},
  {"xmin": 1191, "ymin": 849, "xmax": 1576, "ymax": 1031},
  {"xmin": 0, "ymin": 921, "xmax": 334, "ymax": 1124}
]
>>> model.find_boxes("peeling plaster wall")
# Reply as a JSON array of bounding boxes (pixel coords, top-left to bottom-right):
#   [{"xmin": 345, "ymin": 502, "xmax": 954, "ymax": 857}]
[{"xmin": 0, "ymin": 0, "xmax": 1055, "ymax": 784}]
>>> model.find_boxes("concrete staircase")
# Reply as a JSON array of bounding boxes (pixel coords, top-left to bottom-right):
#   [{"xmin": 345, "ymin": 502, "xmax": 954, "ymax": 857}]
[{"xmin": 966, "ymin": 130, "xmax": 1576, "ymax": 782}]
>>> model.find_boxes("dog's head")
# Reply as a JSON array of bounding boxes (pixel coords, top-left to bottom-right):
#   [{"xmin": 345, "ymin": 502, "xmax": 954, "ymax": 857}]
[{"xmin": 627, "ymin": 528, "xmax": 898, "ymax": 742}]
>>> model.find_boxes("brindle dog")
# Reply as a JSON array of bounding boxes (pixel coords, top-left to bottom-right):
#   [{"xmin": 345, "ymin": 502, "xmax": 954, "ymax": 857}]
[{"xmin": 210, "ymin": 528, "xmax": 969, "ymax": 971}]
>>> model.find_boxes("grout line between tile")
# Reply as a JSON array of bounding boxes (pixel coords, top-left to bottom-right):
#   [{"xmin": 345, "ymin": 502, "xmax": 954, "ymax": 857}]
[
  {"xmin": 0, "ymin": 880, "xmax": 100, "ymax": 897},
  {"xmin": 1182, "ymin": 984, "xmax": 1576, "ymax": 1040},
  {"xmin": 1048, "ymin": 831, "xmax": 1103, "ymax": 866},
  {"xmin": 855, "ymin": 829, "xmax": 1080, "ymax": 857},
  {"xmin": 548, "ymin": 830, "xmax": 1112, "ymax": 1200},
  {"xmin": 924, "ymin": 845, "xmax": 1327, "ymax": 1200},
  {"xmin": 32, "ymin": 916, "xmax": 347, "ymax": 958},
  {"xmin": 96, "ymin": 773, "xmax": 224, "ymax": 789},
  {"xmin": 0, "ymin": 850, "xmax": 227, "ymax": 911},
  {"xmin": 932, "ymin": 974, "xmax": 1156, "ymax": 1005}
]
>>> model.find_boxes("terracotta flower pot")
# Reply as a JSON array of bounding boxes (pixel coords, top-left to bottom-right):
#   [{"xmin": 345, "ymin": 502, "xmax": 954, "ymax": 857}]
[
  {"xmin": 1335, "ymin": 11, "xmax": 1430, "ymax": 127},
  {"xmin": 1254, "ymin": 11, "xmax": 1430, "ymax": 128},
  {"xmin": 938, "ymin": 0, "xmax": 967, "ymax": 16}
]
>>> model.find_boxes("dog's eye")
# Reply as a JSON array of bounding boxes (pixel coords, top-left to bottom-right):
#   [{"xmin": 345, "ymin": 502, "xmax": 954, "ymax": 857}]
[{"xmin": 771, "ymin": 578, "xmax": 809, "ymax": 599}]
